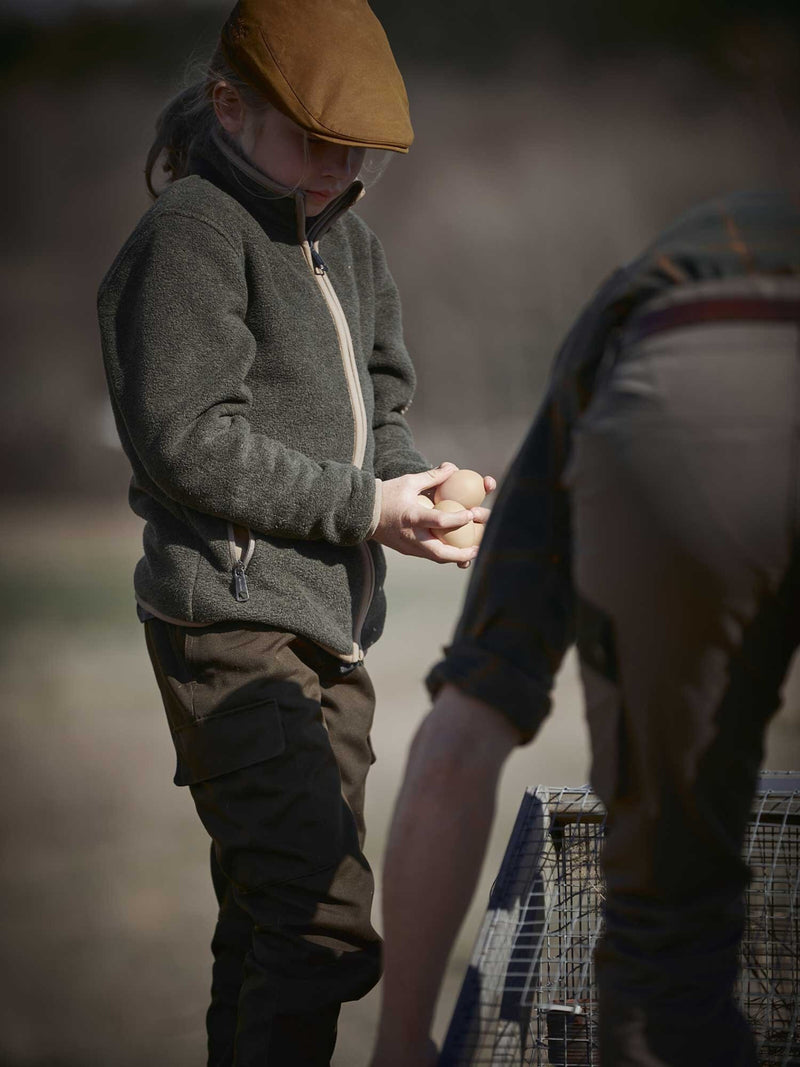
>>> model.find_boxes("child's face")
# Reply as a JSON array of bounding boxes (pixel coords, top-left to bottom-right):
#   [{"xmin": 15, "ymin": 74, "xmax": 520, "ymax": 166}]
[
  {"xmin": 246, "ymin": 109, "xmax": 366, "ymax": 215},
  {"xmin": 215, "ymin": 86, "xmax": 366, "ymax": 216}
]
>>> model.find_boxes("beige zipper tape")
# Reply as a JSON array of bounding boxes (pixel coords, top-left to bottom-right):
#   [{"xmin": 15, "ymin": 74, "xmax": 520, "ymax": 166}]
[
  {"xmin": 134, "ymin": 596, "xmax": 212, "ymax": 628},
  {"xmin": 227, "ymin": 521, "xmax": 256, "ymax": 568},
  {"xmin": 302, "ymin": 240, "xmax": 375, "ymax": 656},
  {"xmin": 354, "ymin": 542, "xmax": 376, "ymax": 654},
  {"xmin": 319, "ymin": 269, "xmax": 369, "ymax": 467},
  {"xmin": 302, "ymin": 240, "xmax": 369, "ymax": 468}
]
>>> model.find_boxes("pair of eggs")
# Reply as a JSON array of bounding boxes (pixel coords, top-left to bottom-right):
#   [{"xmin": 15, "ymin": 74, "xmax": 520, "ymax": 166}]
[{"xmin": 418, "ymin": 468, "xmax": 486, "ymax": 549}]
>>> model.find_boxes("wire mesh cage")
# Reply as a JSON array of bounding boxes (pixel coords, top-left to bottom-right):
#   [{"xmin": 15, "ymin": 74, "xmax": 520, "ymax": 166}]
[
  {"xmin": 741, "ymin": 782, "xmax": 800, "ymax": 1065},
  {"xmin": 440, "ymin": 773, "xmax": 800, "ymax": 1067}
]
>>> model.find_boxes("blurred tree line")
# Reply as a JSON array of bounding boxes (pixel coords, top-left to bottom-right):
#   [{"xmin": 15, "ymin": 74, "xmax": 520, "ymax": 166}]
[
  {"xmin": 0, "ymin": 0, "xmax": 797, "ymax": 503},
  {"xmin": 1, "ymin": 0, "xmax": 799, "ymax": 84}
]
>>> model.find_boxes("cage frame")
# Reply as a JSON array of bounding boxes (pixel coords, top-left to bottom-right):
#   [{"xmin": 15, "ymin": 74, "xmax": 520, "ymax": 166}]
[{"xmin": 440, "ymin": 772, "xmax": 800, "ymax": 1067}]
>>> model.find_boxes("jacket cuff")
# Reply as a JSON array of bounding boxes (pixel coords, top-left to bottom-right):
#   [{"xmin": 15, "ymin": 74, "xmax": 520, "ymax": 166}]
[
  {"xmin": 366, "ymin": 478, "xmax": 383, "ymax": 539},
  {"xmin": 425, "ymin": 640, "xmax": 553, "ymax": 744},
  {"xmin": 375, "ymin": 453, "xmax": 430, "ymax": 481}
]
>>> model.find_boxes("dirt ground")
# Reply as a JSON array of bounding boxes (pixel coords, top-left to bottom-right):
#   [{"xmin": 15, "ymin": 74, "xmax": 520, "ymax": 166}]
[{"xmin": 1, "ymin": 505, "xmax": 798, "ymax": 1066}]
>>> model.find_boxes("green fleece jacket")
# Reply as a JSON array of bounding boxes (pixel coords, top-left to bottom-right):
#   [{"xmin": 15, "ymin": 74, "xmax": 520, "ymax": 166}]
[{"xmin": 98, "ymin": 136, "xmax": 428, "ymax": 658}]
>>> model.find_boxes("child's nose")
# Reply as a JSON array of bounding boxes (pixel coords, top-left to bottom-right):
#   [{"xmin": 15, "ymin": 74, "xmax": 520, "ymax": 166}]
[{"xmin": 321, "ymin": 146, "xmax": 359, "ymax": 179}]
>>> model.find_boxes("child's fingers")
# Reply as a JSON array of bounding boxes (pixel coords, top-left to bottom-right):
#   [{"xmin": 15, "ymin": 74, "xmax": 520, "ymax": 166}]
[
  {"xmin": 471, "ymin": 506, "xmax": 491, "ymax": 525},
  {"xmin": 416, "ymin": 506, "xmax": 473, "ymax": 529},
  {"xmin": 483, "ymin": 475, "xmax": 497, "ymax": 494},
  {"xmin": 419, "ymin": 538, "xmax": 479, "ymax": 565},
  {"xmin": 413, "ymin": 526, "xmax": 477, "ymax": 565},
  {"xmin": 413, "ymin": 462, "xmax": 459, "ymax": 492}
]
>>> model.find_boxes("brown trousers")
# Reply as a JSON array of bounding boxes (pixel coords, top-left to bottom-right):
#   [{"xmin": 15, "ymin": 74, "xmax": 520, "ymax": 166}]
[
  {"xmin": 144, "ymin": 620, "xmax": 381, "ymax": 1067},
  {"xmin": 569, "ymin": 282, "xmax": 800, "ymax": 1066}
]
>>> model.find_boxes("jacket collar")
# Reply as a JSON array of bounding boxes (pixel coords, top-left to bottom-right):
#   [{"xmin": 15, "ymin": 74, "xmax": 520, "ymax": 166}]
[{"xmin": 188, "ymin": 132, "xmax": 364, "ymax": 246}]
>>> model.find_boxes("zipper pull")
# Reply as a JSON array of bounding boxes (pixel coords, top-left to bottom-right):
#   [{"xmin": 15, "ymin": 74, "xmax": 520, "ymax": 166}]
[
  {"xmin": 310, "ymin": 247, "xmax": 328, "ymax": 275},
  {"xmin": 232, "ymin": 561, "xmax": 250, "ymax": 602}
]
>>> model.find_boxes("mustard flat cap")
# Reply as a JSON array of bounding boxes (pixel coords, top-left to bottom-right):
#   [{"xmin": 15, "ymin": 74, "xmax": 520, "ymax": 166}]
[{"xmin": 220, "ymin": 0, "xmax": 413, "ymax": 153}]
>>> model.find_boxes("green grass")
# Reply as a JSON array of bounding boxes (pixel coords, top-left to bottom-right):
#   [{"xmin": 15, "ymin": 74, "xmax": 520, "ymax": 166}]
[{"xmin": 0, "ymin": 560, "xmax": 135, "ymax": 630}]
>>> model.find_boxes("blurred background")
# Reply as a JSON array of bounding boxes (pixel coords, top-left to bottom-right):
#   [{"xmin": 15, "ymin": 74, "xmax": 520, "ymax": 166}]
[{"xmin": 1, "ymin": 1, "xmax": 799, "ymax": 1063}]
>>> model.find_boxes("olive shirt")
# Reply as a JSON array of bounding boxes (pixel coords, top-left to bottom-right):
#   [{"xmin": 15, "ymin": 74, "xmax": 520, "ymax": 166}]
[
  {"xmin": 427, "ymin": 190, "xmax": 800, "ymax": 737},
  {"xmin": 98, "ymin": 137, "xmax": 428, "ymax": 660}
]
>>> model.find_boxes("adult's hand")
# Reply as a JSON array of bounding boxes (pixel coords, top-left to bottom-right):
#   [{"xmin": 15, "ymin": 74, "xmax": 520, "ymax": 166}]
[{"xmin": 373, "ymin": 463, "xmax": 479, "ymax": 565}]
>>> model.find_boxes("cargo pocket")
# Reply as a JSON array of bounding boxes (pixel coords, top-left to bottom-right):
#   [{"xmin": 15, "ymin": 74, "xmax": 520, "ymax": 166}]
[{"xmin": 172, "ymin": 698, "xmax": 285, "ymax": 786}]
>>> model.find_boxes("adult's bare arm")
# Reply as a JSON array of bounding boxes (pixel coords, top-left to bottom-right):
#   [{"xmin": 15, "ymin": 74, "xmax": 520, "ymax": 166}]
[{"xmin": 369, "ymin": 684, "xmax": 521, "ymax": 1067}]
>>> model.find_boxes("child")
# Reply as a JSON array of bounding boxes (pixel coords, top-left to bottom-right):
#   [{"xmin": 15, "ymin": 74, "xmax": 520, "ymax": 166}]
[{"xmin": 97, "ymin": 2, "xmax": 492, "ymax": 1064}]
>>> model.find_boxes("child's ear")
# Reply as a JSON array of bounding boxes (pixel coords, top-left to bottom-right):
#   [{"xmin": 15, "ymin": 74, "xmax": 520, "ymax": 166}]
[{"xmin": 212, "ymin": 83, "xmax": 246, "ymax": 136}]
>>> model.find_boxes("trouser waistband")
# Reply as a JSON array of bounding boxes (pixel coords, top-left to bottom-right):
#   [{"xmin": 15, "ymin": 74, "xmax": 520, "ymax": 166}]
[{"xmin": 628, "ymin": 296, "xmax": 800, "ymax": 345}]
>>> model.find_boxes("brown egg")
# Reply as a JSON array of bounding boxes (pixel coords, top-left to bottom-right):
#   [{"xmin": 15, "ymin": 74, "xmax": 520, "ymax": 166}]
[
  {"xmin": 416, "ymin": 494, "xmax": 435, "ymax": 510},
  {"xmin": 434, "ymin": 469, "xmax": 486, "ymax": 509},
  {"xmin": 473, "ymin": 522, "xmax": 484, "ymax": 545},
  {"xmin": 433, "ymin": 499, "xmax": 476, "ymax": 549}
]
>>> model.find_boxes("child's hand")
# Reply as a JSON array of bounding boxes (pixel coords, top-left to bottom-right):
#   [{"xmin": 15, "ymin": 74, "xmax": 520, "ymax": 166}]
[
  {"xmin": 439, "ymin": 470, "xmax": 496, "ymax": 569},
  {"xmin": 462, "ymin": 472, "xmax": 496, "ymax": 566},
  {"xmin": 373, "ymin": 463, "xmax": 480, "ymax": 566}
]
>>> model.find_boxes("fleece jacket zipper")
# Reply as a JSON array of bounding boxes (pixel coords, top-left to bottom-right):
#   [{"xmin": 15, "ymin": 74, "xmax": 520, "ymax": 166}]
[
  {"xmin": 303, "ymin": 239, "xmax": 375, "ymax": 658},
  {"xmin": 228, "ymin": 522, "xmax": 255, "ymax": 603},
  {"xmin": 306, "ymin": 243, "xmax": 368, "ymax": 467}
]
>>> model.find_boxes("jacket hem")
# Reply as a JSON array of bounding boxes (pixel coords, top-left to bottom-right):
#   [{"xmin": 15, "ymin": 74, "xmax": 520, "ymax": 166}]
[
  {"xmin": 135, "ymin": 596, "xmax": 212, "ymax": 628},
  {"xmin": 137, "ymin": 595, "xmax": 368, "ymax": 663}
]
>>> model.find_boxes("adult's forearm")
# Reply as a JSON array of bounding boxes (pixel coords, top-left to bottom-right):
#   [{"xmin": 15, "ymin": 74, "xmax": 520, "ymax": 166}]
[
  {"xmin": 371, "ymin": 687, "xmax": 520, "ymax": 1066},
  {"xmin": 377, "ymin": 746, "xmax": 496, "ymax": 1049}
]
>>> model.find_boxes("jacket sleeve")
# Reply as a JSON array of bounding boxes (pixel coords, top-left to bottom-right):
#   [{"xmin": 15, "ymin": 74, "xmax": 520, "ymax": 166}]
[
  {"xmin": 99, "ymin": 212, "xmax": 377, "ymax": 545},
  {"xmin": 367, "ymin": 231, "xmax": 430, "ymax": 480}
]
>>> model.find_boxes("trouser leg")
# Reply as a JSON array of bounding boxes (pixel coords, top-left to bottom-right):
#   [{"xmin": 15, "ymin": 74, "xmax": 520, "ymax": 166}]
[
  {"xmin": 207, "ymin": 843, "xmax": 251, "ymax": 1067},
  {"xmin": 266, "ymin": 1002, "xmax": 341, "ymax": 1064},
  {"xmin": 144, "ymin": 623, "xmax": 381, "ymax": 1067},
  {"xmin": 568, "ymin": 321, "xmax": 800, "ymax": 1066},
  {"xmin": 207, "ymin": 850, "xmax": 347, "ymax": 1067},
  {"xmin": 317, "ymin": 642, "xmax": 377, "ymax": 852}
]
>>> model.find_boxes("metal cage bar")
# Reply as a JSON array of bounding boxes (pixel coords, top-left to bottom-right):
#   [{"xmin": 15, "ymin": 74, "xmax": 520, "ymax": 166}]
[{"xmin": 441, "ymin": 774, "xmax": 800, "ymax": 1067}]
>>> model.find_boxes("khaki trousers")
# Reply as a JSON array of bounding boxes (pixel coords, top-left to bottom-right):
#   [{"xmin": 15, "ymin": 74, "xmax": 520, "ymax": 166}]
[{"xmin": 568, "ymin": 294, "xmax": 800, "ymax": 1066}]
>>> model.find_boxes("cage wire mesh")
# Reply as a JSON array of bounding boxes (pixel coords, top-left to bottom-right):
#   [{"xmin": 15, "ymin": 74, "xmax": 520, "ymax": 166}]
[{"xmin": 440, "ymin": 773, "xmax": 800, "ymax": 1067}]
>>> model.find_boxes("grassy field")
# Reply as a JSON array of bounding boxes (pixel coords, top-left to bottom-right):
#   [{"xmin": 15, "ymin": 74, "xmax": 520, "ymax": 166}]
[{"xmin": 1, "ymin": 504, "xmax": 797, "ymax": 1066}]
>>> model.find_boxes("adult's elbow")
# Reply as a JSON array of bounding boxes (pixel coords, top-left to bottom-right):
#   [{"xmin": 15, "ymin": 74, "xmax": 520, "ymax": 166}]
[{"xmin": 407, "ymin": 686, "xmax": 520, "ymax": 795}]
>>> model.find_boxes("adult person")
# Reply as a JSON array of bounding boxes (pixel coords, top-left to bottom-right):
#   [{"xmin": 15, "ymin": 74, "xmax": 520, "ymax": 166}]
[{"xmin": 369, "ymin": 189, "xmax": 800, "ymax": 1067}]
